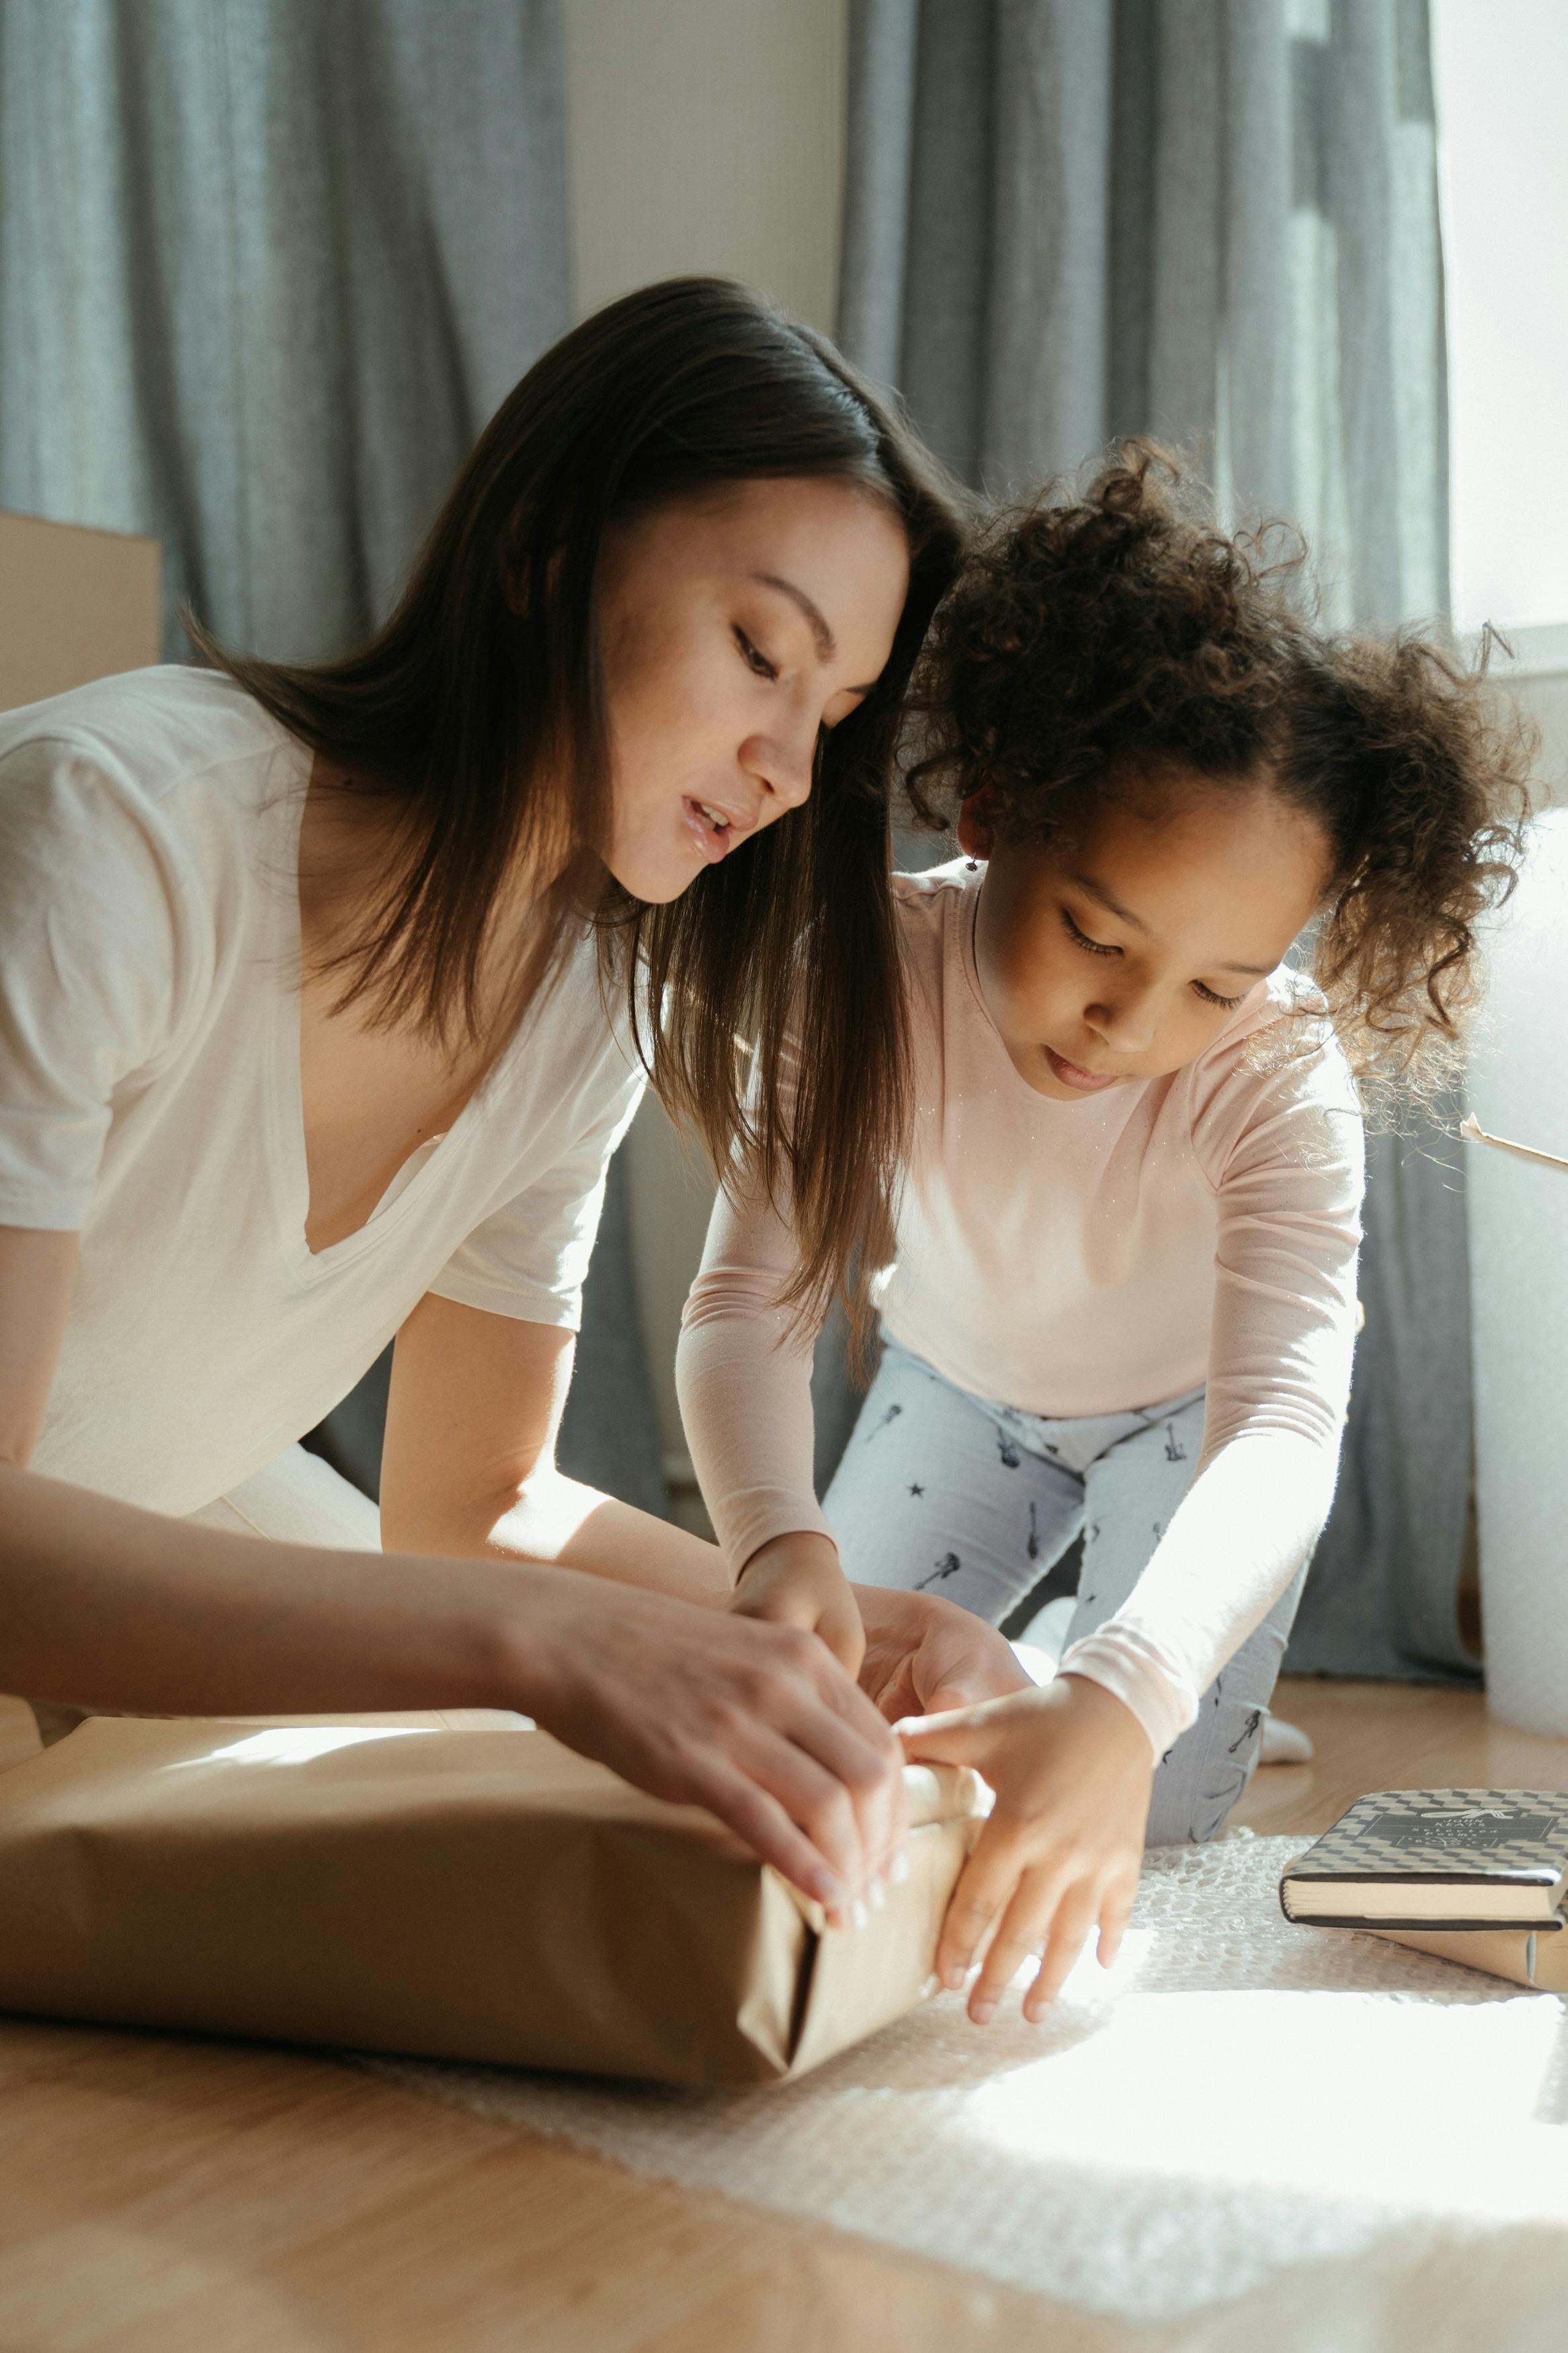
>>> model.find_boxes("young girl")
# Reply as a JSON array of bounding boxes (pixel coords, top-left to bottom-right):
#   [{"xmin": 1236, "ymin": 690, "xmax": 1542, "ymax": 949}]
[{"xmin": 677, "ymin": 448, "xmax": 1532, "ymax": 2015}]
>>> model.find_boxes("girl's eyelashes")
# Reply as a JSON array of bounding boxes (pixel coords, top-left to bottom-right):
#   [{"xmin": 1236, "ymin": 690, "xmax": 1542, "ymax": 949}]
[
  {"xmin": 1060, "ymin": 906, "xmax": 1118, "ymax": 957},
  {"xmin": 1062, "ymin": 906, "xmax": 1244, "ymax": 1010},
  {"xmin": 733, "ymin": 626, "xmax": 778, "ymax": 682}
]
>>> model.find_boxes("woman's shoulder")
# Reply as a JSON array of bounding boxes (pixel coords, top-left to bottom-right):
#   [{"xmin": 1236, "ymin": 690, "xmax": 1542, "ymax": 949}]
[
  {"xmin": 0, "ymin": 665, "xmax": 293, "ymax": 807},
  {"xmin": 0, "ymin": 666, "xmax": 307, "ymax": 910},
  {"xmin": 0, "ymin": 667, "xmax": 308, "ymax": 986}
]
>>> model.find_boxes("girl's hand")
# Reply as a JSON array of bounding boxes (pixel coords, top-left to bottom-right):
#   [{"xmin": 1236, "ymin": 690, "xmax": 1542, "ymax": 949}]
[
  {"xmin": 853, "ymin": 1583, "xmax": 1032, "ymax": 1723},
  {"xmin": 731, "ymin": 1530, "xmax": 866, "ymax": 1677},
  {"xmin": 897, "ymin": 1673, "xmax": 1152, "ymax": 2024}
]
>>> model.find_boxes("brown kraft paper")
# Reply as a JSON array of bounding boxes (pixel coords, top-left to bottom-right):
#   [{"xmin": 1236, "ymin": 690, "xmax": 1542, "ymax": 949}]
[{"xmin": 0, "ymin": 1714, "xmax": 984, "ymax": 2086}]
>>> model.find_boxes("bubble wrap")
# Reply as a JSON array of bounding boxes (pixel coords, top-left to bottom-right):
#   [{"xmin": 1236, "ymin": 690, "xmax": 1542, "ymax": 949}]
[{"xmin": 368, "ymin": 1835, "xmax": 1568, "ymax": 2327}]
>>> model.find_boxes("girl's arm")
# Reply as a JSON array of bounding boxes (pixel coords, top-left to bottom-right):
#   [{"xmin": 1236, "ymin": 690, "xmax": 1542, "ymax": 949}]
[
  {"xmin": 675, "ymin": 1173, "xmax": 827, "ymax": 1565},
  {"xmin": 674, "ymin": 1173, "xmax": 864, "ymax": 1660},
  {"xmin": 1056, "ymin": 1052, "xmax": 1366, "ymax": 1759},
  {"xmin": 901, "ymin": 1049, "xmax": 1365, "ymax": 2027}
]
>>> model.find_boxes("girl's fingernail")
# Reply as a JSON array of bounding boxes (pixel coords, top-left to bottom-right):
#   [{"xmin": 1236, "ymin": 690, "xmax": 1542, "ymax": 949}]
[
  {"xmin": 852, "ymin": 1897, "xmax": 870, "ymax": 1931},
  {"xmin": 921, "ymin": 1972, "xmax": 941, "ymax": 1999},
  {"xmin": 889, "ymin": 1846, "xmax": 911, "ymax": 1886},
  {"xmin": 814, "ymin": 1874, "xmax": 845, "ymax": 1908},
  {"xmin": 868, "ymin": 1875, "xmax": 886, "ymax": 1911},
  {"xmin": 970, "ymin": 1999, "xmax": 997, "ymax": 2026},
  {"xmin": 941, "ymin": 1963, "xmax": 965, "ymax": 1991}
]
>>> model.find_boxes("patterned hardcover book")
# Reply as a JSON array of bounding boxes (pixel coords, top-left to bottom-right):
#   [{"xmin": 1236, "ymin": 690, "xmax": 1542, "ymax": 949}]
[{"xmin": 1279, "ymin": 1790, "xmax": 1568, "ymax": 1929}]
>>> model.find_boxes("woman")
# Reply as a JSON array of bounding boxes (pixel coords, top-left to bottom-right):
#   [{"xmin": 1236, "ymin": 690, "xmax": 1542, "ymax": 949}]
[{"xmin": 0, "ymin": 279, "xmax": 1019, "ymax": 1915}]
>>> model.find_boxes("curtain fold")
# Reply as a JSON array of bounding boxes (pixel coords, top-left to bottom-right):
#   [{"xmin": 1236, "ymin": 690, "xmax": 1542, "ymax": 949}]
[
  {"xmin": 837, "ymin": 0, "xmax": 1470, "ymax": 1677},
  {"xmin": 0, "ymin": 0, "xmax": 667, "ymax": 1515}
]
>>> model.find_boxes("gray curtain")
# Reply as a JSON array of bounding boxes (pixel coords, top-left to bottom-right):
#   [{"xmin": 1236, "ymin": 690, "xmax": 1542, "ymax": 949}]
[
  {"xmin": 0, "ymin": 0, "xmax": 666, "ymax": 1515},
  {"xmin": 837, "ymin": 0, "xmax": 1473, "ymax": 1677}
]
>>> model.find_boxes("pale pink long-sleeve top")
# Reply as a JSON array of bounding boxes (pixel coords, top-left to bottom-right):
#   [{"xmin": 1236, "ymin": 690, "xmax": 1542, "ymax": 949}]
[{"xmin": 676, "ymin": 861, "xmax": 1366, "ymax": 1759}]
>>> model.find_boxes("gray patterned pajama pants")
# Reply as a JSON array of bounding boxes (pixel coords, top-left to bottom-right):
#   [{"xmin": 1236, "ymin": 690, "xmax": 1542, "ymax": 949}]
[{"xmin": 825, "ymin": 1337, "xmax": 1307, "ymax": 1845}]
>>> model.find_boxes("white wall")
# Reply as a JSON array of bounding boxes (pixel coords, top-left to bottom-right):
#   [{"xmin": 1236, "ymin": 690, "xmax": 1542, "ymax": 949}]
[
  {"xmin": 1513, "ymin": 672, "xmax": 1568, "ymax": 809},
  {"xmin": 563, "ymin": 0, "xmax": 848, "ymax": 331},
  {"xmin": 1433, "ymin": 0, "xmax": 1568, "ymax": 635},
  {"xmin": 562, "ymin": 0, "xmax": 850, "ymax": 1514}
]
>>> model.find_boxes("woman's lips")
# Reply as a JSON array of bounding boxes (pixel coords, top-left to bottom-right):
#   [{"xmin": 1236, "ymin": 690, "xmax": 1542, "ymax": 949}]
[
  {"xmin": 682, "ymin": 795, "xmax": 742, "ymax": 865},
  {"xmin": 1042, "ymin": 1045, "xmax": 1122, "ymax": 1092}
]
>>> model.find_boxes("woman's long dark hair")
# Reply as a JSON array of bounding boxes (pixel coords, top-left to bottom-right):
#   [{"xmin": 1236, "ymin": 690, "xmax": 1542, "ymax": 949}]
[{"xmin": 196, "ymin": 278, "xmax": 969, "ymax": 1332}]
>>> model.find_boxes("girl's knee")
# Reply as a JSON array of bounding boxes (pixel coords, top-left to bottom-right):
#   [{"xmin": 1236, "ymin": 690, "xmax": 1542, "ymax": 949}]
[{"xmin": 1144, "ymin": 1700, "xmax": 1268, "ymax": 1846}]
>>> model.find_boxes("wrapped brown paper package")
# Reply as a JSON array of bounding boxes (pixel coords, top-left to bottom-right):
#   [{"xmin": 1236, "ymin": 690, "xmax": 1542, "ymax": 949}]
[{"xmin": 0, "ymin": 1714, "xmax": 983, "ymax": 2086}]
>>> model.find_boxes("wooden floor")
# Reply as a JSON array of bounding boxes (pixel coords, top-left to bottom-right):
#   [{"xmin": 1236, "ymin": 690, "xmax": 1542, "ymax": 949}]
[{"xmin": 1, "ymin": 1677, "xmax": 1565, "ymax": 2353}]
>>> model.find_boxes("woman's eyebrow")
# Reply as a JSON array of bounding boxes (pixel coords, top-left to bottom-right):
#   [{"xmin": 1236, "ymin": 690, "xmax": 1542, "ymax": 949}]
[
  {"xmin": 750, "ymin": 572, "xmax": 881, "ymax": 699},
  {"xmin": 751, "ymin": 571, "xmax": 835, "ymax": 661}
]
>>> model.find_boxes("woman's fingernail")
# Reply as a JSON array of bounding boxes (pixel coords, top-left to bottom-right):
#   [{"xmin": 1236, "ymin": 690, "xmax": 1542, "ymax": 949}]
[
  {"xmin": 941, "ymin": 1963, "xmax": 964, "ymax": 1991},
  {"xmin": 813, "ymin": 1874, "xmax": 845, "ymax": 1908},
  {"xmin": 852, "ymin": 1897, "xmax": 870, "ymax": 1931},
  {"xmin": 868, "ymin": 1875, "xmax": 886, "ymax": 1911},
  {"xmin": 970, "ymin": 1999, "xmax": 996, "ymax": 2027},
  {"xmin": 889, "ymin": 1846, "xmax": 911, "ymax": 1886}
]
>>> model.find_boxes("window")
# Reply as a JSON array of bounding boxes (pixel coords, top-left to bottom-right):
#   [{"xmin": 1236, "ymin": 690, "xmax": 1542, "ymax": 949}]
[{"xmin": 1433, "ymin": 0, "xmax": 1568, "ymax": 666}]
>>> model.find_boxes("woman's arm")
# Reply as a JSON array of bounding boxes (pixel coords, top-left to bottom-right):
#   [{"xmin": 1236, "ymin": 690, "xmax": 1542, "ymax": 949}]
[
  {"xmin": 0, "ymin": 1228, "xmax": 899, "ymax": 1909},
  {"xmin": 1, "ymin": 1454, "xmax": 913, "ymax": 1908},
  {"xmin": 381, "ymin": 1286, "xmax": 1025, "ymax": 1720},
  {"xmin": 0, "ymin": 1227, "xmax": 75, "ymax": 1468},
  {"xmin": 380, "ymin": 1291, "xmax": 731, "ymax": 1605}
]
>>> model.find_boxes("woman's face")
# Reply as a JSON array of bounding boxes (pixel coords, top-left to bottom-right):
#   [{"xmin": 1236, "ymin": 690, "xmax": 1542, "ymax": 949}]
[{"xmin": 595, "ymin": 477, "xmax": 911, "ymax": 902}]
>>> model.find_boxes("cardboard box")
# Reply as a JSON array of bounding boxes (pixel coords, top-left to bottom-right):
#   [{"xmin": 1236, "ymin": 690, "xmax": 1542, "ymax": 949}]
[
  {"xmin": 0, "ymin": 1714, "xmax": 983, "ymax": 2087},
  {"xmin": 0, "ymin": 508, "xmax": 160, "ymax": 713}
]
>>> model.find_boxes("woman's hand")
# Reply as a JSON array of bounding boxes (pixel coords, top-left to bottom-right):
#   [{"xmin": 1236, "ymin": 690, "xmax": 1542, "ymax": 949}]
[
  {"xmin": 897, "ymin": 1672, "xmax": 1152, "ymax": 2024},
  {"xmin": 729, "ymin": 1530, "xmax": 866, "ymax": 1675},
  {"xmin": 520, "ymin": 1563, "xmax": 903, "ymax": 1922},
  {"xmin": 853, "ymin": 1583, "xmax": 1032, "ymax": 1722}
]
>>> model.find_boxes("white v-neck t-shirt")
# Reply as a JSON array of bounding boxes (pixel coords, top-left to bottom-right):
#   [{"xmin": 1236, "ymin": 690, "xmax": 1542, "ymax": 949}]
[{"xmin": 0, "ymin": 667, "xmax": 646, "ymax": 1515}]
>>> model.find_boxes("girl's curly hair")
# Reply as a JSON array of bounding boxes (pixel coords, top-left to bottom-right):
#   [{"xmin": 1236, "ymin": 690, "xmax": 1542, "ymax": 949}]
[{"xmin": 905, "ymin": 444, "xmax": 1536, "ymax": 1107}]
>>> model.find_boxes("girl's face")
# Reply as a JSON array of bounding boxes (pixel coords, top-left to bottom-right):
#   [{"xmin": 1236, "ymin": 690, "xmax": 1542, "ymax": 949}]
[
  {"xmin": 596, "ymin": 477, "xmax": 911, "ymax": 902},
  {"xmin": 960, "ymin": 778, "xmax": 1332, "ymax": 1101}
]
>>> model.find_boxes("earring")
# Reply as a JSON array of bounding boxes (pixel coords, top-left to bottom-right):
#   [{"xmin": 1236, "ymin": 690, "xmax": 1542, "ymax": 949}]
[{"xmin": 966, "ymin": 857, "xmax": 979, "ymax": 871}]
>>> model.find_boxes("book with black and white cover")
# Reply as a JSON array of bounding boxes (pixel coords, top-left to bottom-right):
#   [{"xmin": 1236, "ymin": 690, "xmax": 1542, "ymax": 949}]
[{"xmin": 1279, "ymin": 1789, "xmax": 1568, "ymax": 1929}]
